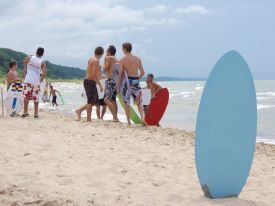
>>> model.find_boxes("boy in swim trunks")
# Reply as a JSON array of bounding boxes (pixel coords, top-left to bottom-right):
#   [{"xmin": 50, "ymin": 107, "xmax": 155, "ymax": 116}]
[
  {"xmin": 75, "ymin": 46, "xmax": 104, "ymax": 122},
  {"xmin": 103, "ymin": 45, "xmax": 119, "ymax": 122},
  {"xmin": 22, "ymin": 47, "xmax": 46, "ymax": 118},
  {"xmin": 49, "ymin": 85, "xmax": 58, "ymax": 107},
  {"xmin": 118, "ymin": 42, "xmax": 145, "ymax": 126}
]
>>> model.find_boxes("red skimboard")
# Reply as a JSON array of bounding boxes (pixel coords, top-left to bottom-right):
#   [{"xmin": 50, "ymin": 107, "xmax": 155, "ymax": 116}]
[{"xmin": 145, "ymin": 88, "xmax": 169, "ymax": 126}]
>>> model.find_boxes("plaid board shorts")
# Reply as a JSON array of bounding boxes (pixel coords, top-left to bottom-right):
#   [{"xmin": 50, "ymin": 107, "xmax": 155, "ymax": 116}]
[{"xmin": 23, "ymin": 83, "xmax": 40, "ymax": 102}]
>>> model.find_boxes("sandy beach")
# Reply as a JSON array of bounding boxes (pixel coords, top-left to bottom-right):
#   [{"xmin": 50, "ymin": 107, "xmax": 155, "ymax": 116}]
[{"xmin": 0, "ymin": 111, "xmax": 274, "ymax": 206}]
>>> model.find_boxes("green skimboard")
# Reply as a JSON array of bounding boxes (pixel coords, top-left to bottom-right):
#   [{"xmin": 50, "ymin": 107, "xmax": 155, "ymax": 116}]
[{"xmin": 117, "ymin": 94, "xmax": 143, "ymax": 124}]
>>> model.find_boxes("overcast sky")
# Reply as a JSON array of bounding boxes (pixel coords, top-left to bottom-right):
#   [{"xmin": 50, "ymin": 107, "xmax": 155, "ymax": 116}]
[{"xmin": 0, "ymin": 0, "xmax": 274, "ymax": 79}]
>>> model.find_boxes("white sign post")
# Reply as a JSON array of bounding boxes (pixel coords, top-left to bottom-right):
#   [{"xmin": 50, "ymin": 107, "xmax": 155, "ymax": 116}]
[{"xmin": 0, "ymin": 86, "xmax": 4, "ymax": 117}]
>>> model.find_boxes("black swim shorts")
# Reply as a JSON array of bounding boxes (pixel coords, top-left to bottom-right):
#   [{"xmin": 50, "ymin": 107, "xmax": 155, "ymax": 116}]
[{"xmin": 84, "ymin": 79, "xmax": 99, "ymax": 105}]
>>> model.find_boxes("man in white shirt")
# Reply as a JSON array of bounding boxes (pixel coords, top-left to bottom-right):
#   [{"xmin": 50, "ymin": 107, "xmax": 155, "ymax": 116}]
[{"xmin": 22, "ymin": 47, "xmax": 47, "ymax": 118}]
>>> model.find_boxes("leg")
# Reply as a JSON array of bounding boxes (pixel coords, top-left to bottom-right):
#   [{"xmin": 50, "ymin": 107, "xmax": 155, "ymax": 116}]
[
  {"xmin": 86, "ymin": 104, "xmax": 93, "ymax": 122},
  {"xmin": 111, "ymin": 101, "xmax": 119, "ymax": 121},
  {"xmin": 137, "ymin": 102, "xmax": 144, "ymax": 121},
  {"xmin": 101, "ymin": 105, "xmax": 107, "ymax": 119},
  {"xmin": 34, "ymin": 102, "xmax": 39, "ymax": 117},
  {"xmin": 23, "ymin": 98, "xmax": 29, "ymax": 115},
  {"xmin": 75, "ymin": 105, "xmax": 87, "ymax": 121},
  {"xmin": 125, "ymin": 104, "xmax": 131, "ymax": 126},
  {"xmin": 104, "ymin": 98, "xmax": 118, "ymax": 121},
  {"xmin": 96, "ymin": 106, "xmax": 100, "ymax": 119}
]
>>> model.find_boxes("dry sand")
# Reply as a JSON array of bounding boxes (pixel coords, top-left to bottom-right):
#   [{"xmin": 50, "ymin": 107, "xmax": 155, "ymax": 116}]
[{"xmin": 0, "ymin": 111, "xmax": 274, "ymax": 206}]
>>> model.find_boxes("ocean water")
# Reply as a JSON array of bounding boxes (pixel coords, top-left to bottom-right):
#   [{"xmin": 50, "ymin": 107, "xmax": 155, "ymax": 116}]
[{"xmin": 41, "ymin": 80, "xmax": 275, "ymax": 144}]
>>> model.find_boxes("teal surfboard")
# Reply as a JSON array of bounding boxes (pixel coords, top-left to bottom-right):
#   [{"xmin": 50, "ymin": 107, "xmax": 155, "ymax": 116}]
[
  {"xmin": 57, "ymin": 91, "xmax": 65, "ymax": 105},
  {"xmin": 195, "ymin": 51, "xmax": 257, "ymax": 198}
]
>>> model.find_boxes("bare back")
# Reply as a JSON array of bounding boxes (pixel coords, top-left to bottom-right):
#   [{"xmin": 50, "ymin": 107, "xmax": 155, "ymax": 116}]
[
  {"xmin": 7, "ymin": 70, "xmax": 18, "ymax": 84},
  {"xmin": 104, "ymin": 56, "xmax": 119, "ymax": 80},
  {"xmin": 86, "ymin": 57, "xmax": 100, "ymax": 81},
  {"xmin": 120, "ymin": 54, "xmax": 144, "ymax": 78}
]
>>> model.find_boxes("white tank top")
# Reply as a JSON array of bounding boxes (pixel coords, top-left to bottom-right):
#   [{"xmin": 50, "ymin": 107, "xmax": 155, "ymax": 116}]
[{"xmin": 24, "ymin": 56, "xmax": 43, "ymax": 85}]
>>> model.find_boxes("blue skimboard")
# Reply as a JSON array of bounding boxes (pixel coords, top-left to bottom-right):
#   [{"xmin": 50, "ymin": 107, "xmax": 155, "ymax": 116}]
[{"xmin": 195, "ymin": 51, "xmax": 257, "ymax": 198}]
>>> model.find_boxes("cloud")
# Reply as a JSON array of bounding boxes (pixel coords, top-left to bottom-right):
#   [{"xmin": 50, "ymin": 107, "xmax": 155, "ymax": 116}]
[
  {"xmin": 0, "ymin": 1, "xmax": 205, "ymax": 68},
  {"xmin": 146, "ymin": 5, "xmax": 168, "ymax": 14},
  {"xmin": 175, "ymin": 5, "xmax": 209, "ymax": 14}
]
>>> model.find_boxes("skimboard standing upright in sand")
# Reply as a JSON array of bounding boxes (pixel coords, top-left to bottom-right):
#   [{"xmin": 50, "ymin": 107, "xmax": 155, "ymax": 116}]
[
  {"xmin": 75, "ymin": 47, "xmax": 104, "ymax": 122},
  {"xmin": 117, "ymin": 42, "xmax": 145, "ymax": 126},
  {"xmin": 22, "ymin": 47, "xmax": 47, "ymax": 118}
]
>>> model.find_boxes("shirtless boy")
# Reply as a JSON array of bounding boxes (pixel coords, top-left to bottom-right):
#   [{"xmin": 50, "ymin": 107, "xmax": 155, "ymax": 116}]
[
  {"xmin": 49, "ymin": 85, "xmax": 58, "ymax": 107},
  {"xmin": 75, "ymin": 47, "xmax": 104, "ymax": 122},
  {"xmin": 146, "ymin": 73, "xmax": 162, "ymax": 98},
  {"xmin": 118, "ymin": 42, "xmax": 145, "ymax": 126},
  {"xmin": 103, "ymin": 45, "xmax": 119, "ymax": 122},
  {"xmin": 144, "ymin": 73, "xmax": 162, "ymax": 114},
  {"xmin": 7, "ymin": 60, "xmax": 20, "ymax": 90}
]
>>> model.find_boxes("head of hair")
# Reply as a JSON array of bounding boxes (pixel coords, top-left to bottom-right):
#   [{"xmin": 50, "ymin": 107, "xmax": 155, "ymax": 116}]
[
  {"xmin": 107, "ymin": 45, "xmax": 116, "ymax": 56},
  {"xmin": 147, "ymin": 73, "xmax": 154, "ymax": 79},
  {"xmin": 36, "ymin": 47, "xmax": 44, "ymax": 57},
  {"xmin": 50, "ymin": 85, "xmax": 53, "ymax": 88},
  {"xmin": 94, "ymin": 46, "xmax": 104, "ymax": 56},
  {"xmin": 122, "ymin": 42, "xmax": 132, "ymax": 53},
  {"xmin": 9, "ymin": 60, "xmax": 17, "ymax": 69}
]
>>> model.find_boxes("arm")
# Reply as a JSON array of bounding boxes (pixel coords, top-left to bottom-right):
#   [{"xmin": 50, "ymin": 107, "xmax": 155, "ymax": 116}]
[
  {"xmin": 23, "ymin": 65, "xmax": 27, "ymax": 79},
  {"xmin": 23, "ymin": 56, "xmax": 31, "ymax": 65},
  {"xmin": 103, "ymin": 56, "xmax": 111, "ymax": 73},
  {"xmin": 41, "ymin": 62, "xmax": 47, "ymax": 81},
  {"xmin": 152, "ymin": 83, "xmax": 162, "ymax": 98},
  {"xmin": 138, "ymin": 58, "xmax": 145, "ymax": 79},
  {"xmin": 117, "ymin": 60, "xmax": 124, "ymax": 94},
  {"xmin": 92, "ymin": 60, "xmax": 103, "ymax": 92},
  {"xmin": 7, "ymin": 72, "xmax": 12, "ymax": 84}
]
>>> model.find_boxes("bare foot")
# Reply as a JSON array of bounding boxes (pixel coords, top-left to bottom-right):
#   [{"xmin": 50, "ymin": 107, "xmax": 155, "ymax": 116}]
[
  {"xmin": 75, "ymin": 110, "xmax": 81, "ymax": 121},
  {"xmin": 112, "ymin": 118, "xmax": 120, "ymax": 123},
  {"xmin": 127, "ymin": 122, "xmax": 131, "ymax": 127}
]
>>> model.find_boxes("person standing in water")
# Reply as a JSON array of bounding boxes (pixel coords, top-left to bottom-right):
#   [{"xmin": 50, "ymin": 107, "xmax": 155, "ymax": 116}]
[
  {"xmin": 75, "ymin": 47, "xmax": 104, "ymax": 122},
  {"xmin": 103, "ymin": 45, "xmax": 119, "ymax": 122},
  {"xmin": 22, "ymin": 47, "xmax": 46, "ymax": 118},
  {"xmin": 49, "ymin": 85, "xmax": 58, "ymax": 107},
  {"xmin": 118, "ymin": 42, "xmax": 145, "ymax": 126}
]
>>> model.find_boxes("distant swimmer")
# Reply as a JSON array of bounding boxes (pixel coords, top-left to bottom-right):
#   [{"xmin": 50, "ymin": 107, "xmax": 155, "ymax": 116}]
[
  {"xmin": 103, "ymin": 45, "xmax": 119, "ymax": 122},
  {"xmin": 49, "ymin": 85, "xmax": 58, "ymax": 107},
  {"xmin": 22, "ymin": 47, "xmax": 47, "ymax": 118},
  {"xmin": 7, "ymin": 60, "xmax": 21, "ymax": 90},
  {"xmin": 118, "ymin": 42, "xmax": 145, "ymax": 126},
  {"xmin": 75, "ymin": 46, "xmax": 104, "ymax": 122}
]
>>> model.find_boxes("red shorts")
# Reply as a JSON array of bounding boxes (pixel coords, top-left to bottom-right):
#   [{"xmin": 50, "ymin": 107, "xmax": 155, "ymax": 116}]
[{"xmin": 23, "ymin": 83, "xmax": 40, "ymax": 102}]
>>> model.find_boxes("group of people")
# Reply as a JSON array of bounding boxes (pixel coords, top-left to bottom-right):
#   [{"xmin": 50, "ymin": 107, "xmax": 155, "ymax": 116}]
[
  {"xmin": 4, "ymin": 47, "xmax": 59, "ymax": 117},
  {"xmin": 75, "ymin": 42, "xmax": 162, "ymax": 126},
  {"xmin": 3, "ymin": 43, "xmax": 163, "ymax": 125}
]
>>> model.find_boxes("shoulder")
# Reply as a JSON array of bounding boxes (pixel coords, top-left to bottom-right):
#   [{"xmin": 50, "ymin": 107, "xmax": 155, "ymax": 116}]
[
  {"xmin": 120, "ymin": 56, "xmax": 126, "ymax": 61},
  {"xmin": 134, "ymin": 55, "xmax": 142, "ymax": 62}
]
